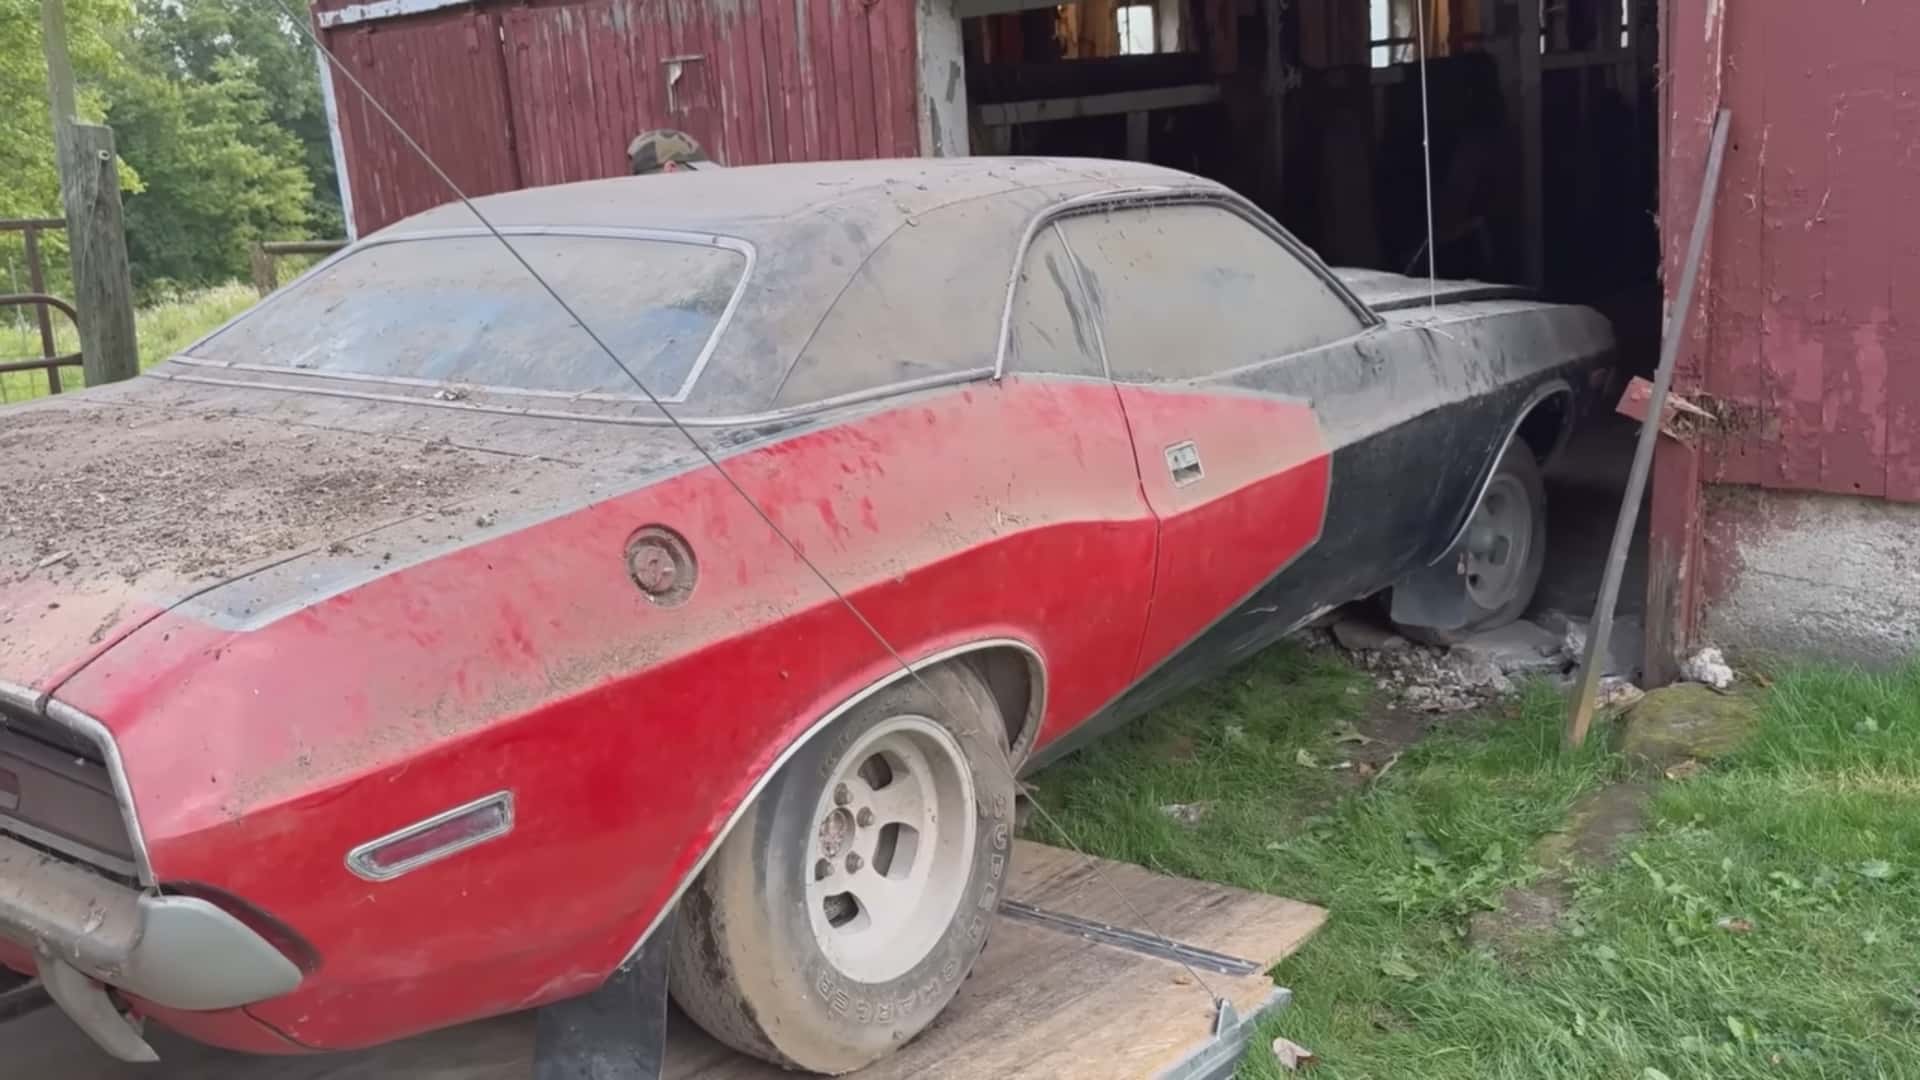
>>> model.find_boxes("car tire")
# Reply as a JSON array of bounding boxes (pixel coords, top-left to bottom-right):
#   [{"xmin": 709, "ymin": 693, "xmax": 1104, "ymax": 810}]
[
  {"xmin": 1400, "ymin": 441, "xmax": 1548, "ymax": 645},
  {"xmin": 668, "ymin": 663, "xmax": 1015, "ymax": 1075}
]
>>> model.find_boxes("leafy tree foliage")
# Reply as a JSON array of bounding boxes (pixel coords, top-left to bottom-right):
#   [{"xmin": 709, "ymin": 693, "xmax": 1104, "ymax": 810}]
[{"xmin": 1, "ymin": 0, "xmax": 338, "ymax": 296}]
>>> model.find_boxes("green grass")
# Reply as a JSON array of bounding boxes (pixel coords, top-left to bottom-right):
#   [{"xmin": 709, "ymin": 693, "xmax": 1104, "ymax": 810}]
[
  {"xmin": 1027, "ymin": 645, "xmax": 1920, "ymax": 1079},
  {"xmin": 0, "ymin": 281, "xmax": 258, "ymax": 403}
]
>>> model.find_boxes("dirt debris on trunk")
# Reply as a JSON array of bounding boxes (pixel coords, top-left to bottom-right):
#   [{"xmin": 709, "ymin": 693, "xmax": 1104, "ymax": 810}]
[{"xmin": 0, "ymin": 401, "xmax": 491, "ymax": 584}]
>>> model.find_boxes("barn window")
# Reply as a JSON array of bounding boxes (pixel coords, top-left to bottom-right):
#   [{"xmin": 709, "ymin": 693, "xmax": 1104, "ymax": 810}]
[{"xmin": 1115, "ymin": 2, "xmax": 1156, "ymax": 54}]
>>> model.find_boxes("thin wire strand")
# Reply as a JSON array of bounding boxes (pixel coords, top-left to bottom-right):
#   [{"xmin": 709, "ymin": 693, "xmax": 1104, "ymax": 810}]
[
  {"xmin": 1415, "ymin": 0, "xmax": 1438, "ymax": 310},
  {"xmin": 274, "ymin": 2, "xmax": 1228, "ymax": 1009}
]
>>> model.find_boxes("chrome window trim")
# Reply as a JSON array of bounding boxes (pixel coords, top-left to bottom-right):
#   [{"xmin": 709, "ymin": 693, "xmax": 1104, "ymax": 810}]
[
  {"xmin": 345, "ymin": 790, "xmax": 516, "ymax": 883},
  {"xmin": 993, "ymin": 184, "xmax": 1382, "ymax": 382},
  {"xmin": 183, "ymin": 226, "xmax": 757, "ymax": 406},
  {"xmin": 0, "ymin": 681, "xmax": 155, "ymax": 887},
  {"xmin": 147, "ymin": 364, "xmax": 995, "ymax": 428},
  {"xmin": 614, "ymin": 637, "xmax": 1046, "ymax": 968}
]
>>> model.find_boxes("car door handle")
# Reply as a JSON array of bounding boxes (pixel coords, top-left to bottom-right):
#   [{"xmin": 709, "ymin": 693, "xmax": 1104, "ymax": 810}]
[{"xmin": 1164, "ymin": 441, "xmax": 1203, "ymax": 486}]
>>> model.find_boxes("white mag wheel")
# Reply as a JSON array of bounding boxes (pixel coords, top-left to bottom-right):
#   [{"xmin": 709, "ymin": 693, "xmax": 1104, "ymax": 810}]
[
  {"xmin": 805, "ymin": 715, "xmax": 978, "ymax": 984},
  {"xmin": 668, "ymin": 664, "xmax": 1015, "ymax": 1074}
]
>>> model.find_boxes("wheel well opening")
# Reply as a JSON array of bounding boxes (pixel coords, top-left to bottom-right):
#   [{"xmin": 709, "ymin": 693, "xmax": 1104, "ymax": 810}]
[
  {"xmin": 960, "ymin": 648, "xmax": 1042, "ymax": 765},
  {"xmin": 1516, "ymin": 391, "xmax": 1573, "ymax": 465}
]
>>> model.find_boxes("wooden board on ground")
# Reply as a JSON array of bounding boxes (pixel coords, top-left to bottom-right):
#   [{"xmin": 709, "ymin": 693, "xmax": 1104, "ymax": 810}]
[{"xmin": 3, "ymin": 842, "xmax": 1326, "ymax": 1080}]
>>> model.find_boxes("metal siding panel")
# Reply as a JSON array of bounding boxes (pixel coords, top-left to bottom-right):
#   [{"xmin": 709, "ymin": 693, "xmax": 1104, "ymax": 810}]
[
  {"xmin": 825, "ymin": 0, "xmax": 860, "ymax": 156},
  {"xmin": 803, "ymin": 0, "xmax": 837, "ymax": 157},
  {"xmin": 806, "ymin": 0, "xmax": 844, "ymax": 155},
  {"xmin": 764, "ymin": 0, "xmax": 795, "ymax": 159},
  {"xmin": 1818, "ymin": 9, "xmax": 1893, "ymax": 499},
  {"xmin": 865, "ymin": 0, "xmax": 896, "ymax": 156},
  {"xmin": 666, "ymin": 0, "xmax": 727, "ymax": 159},
  {"xmin": 843, "ymin": 0, "xmax": 878, "ymax": 156},
  {"xmin": 1890, "ymin": 40, "xmax": 1920, "ymax": 501},
  {"xmin": 1695, "ymin": 0, "xmax": 1765, "ymax": 488},
  {"xmin": 504, "ymin": 0, "xmax": 680, "ymax": 184},
  {"xmin": 881, "ymin": 0, "xmax": 917, "ymax": 156},
  {"xmin": 741, "ymin": 0, "xmax": 781, "ymax": 163},
  {"xmin": 324, "ymin": 13, "xmax": 521, "ymax": 236},
  {"xmin": 1694, "ymin": 2, "xmax": 1916, "ymax": 502}
]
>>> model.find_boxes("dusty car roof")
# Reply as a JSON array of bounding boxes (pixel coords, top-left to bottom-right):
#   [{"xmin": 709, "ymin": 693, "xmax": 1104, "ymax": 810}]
[
  {"xmin": 239, "ymin": 159, "xmax": 1222, "ymax": 417},
  {"xmin": 379, "ymin": 157, "xmax": 1213, "ymax": 237}
]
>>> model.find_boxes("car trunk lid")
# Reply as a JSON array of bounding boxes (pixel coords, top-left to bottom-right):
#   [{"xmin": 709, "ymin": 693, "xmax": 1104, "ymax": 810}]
[{"xmin": 0, "ymin": 390, "xmax": 511, "ymax": 691}]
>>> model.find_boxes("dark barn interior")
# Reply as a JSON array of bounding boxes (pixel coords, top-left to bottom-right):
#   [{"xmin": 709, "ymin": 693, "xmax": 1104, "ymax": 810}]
[
  {"xmin": 960, "ymin": 0, "xmax": 1663, "ymax": 637},
  {"xmin": 962, "ymin": 0, "xmax": 1663, "ymax": 366}
]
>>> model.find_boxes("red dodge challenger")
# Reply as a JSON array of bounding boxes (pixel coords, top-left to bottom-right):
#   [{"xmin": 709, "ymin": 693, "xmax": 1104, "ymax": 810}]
[{"xmin": 0, "ymin": 158, "xmax": 1611, "ymax": 1072}]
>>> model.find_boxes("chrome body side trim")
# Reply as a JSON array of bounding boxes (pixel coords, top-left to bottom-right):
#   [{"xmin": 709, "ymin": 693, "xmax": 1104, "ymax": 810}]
[
  {"xmin": 146, "ymin": 365, "xmax": 996, "ymax": 430},
  {"xmin": 1427, "ymin": 377, "xmax": 1575, "ymax": 567},
  {"xmin": 614, "ymin": 637, "xmax": 1046, "ymax": 967},
  {"xmin": 345, "ymin": 791, "xmax": 516, "ymax": 882}
]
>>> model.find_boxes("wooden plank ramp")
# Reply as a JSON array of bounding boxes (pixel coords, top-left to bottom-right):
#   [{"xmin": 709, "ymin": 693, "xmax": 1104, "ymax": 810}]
[{"xmin": 4, "ymin": 842, "xmax": 1326, "ymax": 1079}]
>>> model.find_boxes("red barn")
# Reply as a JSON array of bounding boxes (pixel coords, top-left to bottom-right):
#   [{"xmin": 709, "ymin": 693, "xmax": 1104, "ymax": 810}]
[{"xmin": 312, "ymin": 0, "xmax": 1920, "ymax": 671}]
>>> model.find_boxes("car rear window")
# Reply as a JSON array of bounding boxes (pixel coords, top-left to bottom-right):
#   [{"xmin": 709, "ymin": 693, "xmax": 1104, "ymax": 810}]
[{"xmin": 189, "ymin": 234, "xmax": 746, "ymax": 399}]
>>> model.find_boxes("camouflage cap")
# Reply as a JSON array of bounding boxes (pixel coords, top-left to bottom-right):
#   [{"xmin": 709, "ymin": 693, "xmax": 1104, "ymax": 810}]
[{"xmin": 628, "ymin": 129, "xmax": 711, "ymax": 174}]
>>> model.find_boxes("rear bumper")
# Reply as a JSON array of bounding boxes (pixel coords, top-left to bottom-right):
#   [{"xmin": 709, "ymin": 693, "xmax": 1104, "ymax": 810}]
[{"xmin": 0, "ymin": 833, "xmax": 302, "ymax": 1059}]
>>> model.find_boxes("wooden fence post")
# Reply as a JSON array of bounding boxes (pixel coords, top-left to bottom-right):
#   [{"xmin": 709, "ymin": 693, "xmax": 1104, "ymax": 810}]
[
  {"xmin": 250, "ymin": 244, "xmax": 277, "ymax": 297},
  {"xmin": 60, "ymin": 125, "xmax": 140, "ymax": 386},
  {"xmin": 45, "ymin": 0, "xmax": 139, "ymax": 388}
]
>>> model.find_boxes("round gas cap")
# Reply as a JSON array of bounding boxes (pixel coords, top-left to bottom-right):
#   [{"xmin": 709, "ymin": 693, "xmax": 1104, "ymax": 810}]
[{"xmin": 626, "ymin": 526, "xmax": 696, "ymax": 606}]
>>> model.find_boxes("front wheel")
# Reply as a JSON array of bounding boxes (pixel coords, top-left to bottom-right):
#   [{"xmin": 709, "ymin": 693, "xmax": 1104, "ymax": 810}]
[
  {"xmin": 668, "ymin": 664, "xmax": 1015, "ymax": 1074},
  {"xmin": 1400, "ymin": 441, "xmax": 1548, "ymax": 644}
]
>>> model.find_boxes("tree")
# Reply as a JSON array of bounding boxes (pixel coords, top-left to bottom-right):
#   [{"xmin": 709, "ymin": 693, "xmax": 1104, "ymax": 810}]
[
  {"xmin": 0, "ymin": 0, "xmax": 133, "ymax": 295},
  {"xmin": 125, "ymin": 0, "xmax": 341, "ymax": 237},
  {"xmin": 107, "ymin": 50, "xmax": 315, "ymax": 291},
  {"xmin": 2, "ymin": 0, "xmax": 335, "ymax": 298}
]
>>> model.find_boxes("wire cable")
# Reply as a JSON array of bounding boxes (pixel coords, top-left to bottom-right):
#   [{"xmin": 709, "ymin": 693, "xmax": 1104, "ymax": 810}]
[{"xmin": 1415, "ymin": 0, "xmax": 1439, "ymax": 310}]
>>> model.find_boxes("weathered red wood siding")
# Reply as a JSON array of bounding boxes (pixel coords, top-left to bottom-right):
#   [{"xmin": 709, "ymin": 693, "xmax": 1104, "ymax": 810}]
[
  {"xmin": 1663, "ymin": 0, "xmax": 1920, "ymax": 502},
  {"xmin": 322, "ymin": 11, "xmax": 525, "ymax": 238},
  {"xmin": 1650, "ymin": 0, "xmax": 1920, "ymax": 671},
  {"xmin": 316, "ymin": 0, "xmax": 921, "ymax": 236}
]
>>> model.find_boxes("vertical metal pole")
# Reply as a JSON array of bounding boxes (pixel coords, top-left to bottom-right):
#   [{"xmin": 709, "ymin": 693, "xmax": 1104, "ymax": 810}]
[
  {"xmin": 1564, "ymin": 109, "xmax": 1731, "ymax": 751},
  {"xmin": 23, "ymin": 226, "xmax": 61, "ymax": 394}
]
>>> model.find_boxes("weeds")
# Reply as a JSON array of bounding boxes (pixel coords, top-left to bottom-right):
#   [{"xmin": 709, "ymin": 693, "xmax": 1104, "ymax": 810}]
[
  {"xmin": 0, "ymin": 281, "xmax": 256, "ymax": 403},
  {"xmin": 1029, "ymin": 647, "xmax": 1920, "ymax": 1078}
]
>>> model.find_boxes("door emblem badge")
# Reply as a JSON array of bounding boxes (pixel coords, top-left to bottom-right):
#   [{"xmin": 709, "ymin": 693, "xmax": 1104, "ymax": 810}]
[{"xmin": 1165, "ymin": 441, "xmax": 1204, "ymax": 486}]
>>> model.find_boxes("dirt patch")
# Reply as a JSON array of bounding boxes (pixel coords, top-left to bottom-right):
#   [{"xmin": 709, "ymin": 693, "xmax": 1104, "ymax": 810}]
[
  {"xmin": 0, "ymin": 399, "xmax": 490, "ymax": 583},
  {"xmin": 1469, "ymin": 783, "xmax": 1653, "ymax": 960}
]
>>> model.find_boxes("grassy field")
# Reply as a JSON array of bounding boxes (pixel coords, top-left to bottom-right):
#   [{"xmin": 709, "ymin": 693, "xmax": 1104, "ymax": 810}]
[
  {"xmin": 0, "ymin": 282, "xmax": 258, "ymax": 404},
  {"xmin": 1026, "ymin": 644, "xmax": 1920, "ymax": 1079}
]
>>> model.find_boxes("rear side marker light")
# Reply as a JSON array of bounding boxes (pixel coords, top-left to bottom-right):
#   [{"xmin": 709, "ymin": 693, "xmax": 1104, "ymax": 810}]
[{"xmin": 346, "ymin": 792, "xmax": 514, "ymax": 882}]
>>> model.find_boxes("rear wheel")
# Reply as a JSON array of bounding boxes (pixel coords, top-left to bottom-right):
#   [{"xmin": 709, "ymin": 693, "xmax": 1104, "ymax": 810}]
[{"xmin": 668, "ymin": 665, "xmax": 1014, "ymax": 1074}]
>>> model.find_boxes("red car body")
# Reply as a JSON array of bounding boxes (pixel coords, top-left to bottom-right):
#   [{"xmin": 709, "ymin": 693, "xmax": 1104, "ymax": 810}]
[{"xmin": 0, "ymin": 158, "xmax": 1612, "ymax": 1059}]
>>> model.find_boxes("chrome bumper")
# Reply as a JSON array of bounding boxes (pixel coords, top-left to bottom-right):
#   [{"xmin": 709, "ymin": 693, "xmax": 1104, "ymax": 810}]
[{"xmin": 0, "ymin": 832, "xmax": 302, "ymax": 1060}]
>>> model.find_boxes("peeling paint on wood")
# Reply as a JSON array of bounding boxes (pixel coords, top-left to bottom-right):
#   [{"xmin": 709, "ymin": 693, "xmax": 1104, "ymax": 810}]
[{"xmin": 318, "ymin": 0, "xmax": 921, "ymax": 235}]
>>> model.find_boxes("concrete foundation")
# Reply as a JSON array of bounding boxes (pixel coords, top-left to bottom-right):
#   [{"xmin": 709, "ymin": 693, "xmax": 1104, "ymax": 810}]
[{"xmin": 1701, "ymin": 485, "xmax": 1920, "ymax": 666}]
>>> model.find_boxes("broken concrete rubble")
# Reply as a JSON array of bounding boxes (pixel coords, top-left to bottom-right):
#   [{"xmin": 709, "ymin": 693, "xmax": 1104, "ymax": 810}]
[
  {"xmin": 1535, "ymin": 609, "xmax": 1645, "ymax": 681},
  {"xmin": 1682, "ymin": 646, "xmax": 1735, "ymax": 691}
]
